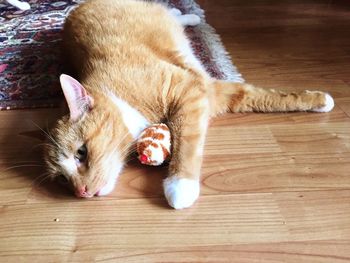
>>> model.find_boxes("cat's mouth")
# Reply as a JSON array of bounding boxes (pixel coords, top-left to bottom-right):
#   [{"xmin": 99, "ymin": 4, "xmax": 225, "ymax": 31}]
[
  {"xmin": 56, "ymin": 175, "xmax": 98, "ymax": 198},
  {"xmin": 74, "ymin": 185, "xmax": 100, "ymax": 198},
  {"xmin": 75, "ymin": 189, "xmax": 94, "ymax": 198},
  {"xmin": 56, "ymin": 172, "xmax": 117, "ymax": 198}
]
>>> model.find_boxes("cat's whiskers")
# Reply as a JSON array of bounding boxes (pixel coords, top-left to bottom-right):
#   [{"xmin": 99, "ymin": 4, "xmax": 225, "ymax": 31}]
[
  {"xmin": 114, "ymin": 132, "xmax": 130, "ymax": 149},
  {"xmin": 119, "ymin": 140, "xmax": 136, "ymax": 160},
  {"xmin": 1, "ymin": 160, "xmax": 54, "ymax": 188},
  {"xmin": 30, "ymin": 172, "xmax": 52, "ymax": 187},
  {"xmin": 30, "ymin": 120, "xmax": 60, "ymax": 148},
  {"xmin": 124, "ymin": 154, "xmax": 137, "ymax": 164},
  {"xmin": 119, "ymin": 139, "xmax": 135, "ymax": 153},
  {"xmin": 2, "ymin": 160, "xmax": 41, "ymax": 164},
  {"xmin": 45, "ymin": 123, "xmax": 58, "ymax": 144},
  {"xmin": 1, "ymin": 163, "xmax": 43, "ymax": 173},
  {"xmin": 31, "ymin": 142, "xmax": 54, "ymax": 151},
  {"xmin": 107, "ymin": 132, "xmax": 134, "ymax": 161}
]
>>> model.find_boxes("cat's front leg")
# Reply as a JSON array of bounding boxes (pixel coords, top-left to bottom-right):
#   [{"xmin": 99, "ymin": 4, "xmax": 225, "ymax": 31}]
[{"xmin": 164, "ymin": 91, "xmax": 210, "ymax": 209}]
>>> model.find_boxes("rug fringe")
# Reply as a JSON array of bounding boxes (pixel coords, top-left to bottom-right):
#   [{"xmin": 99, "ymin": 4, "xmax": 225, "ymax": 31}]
[{"xmin": 172, "ymin": 0, "xmax": 244, "ymax": 82}]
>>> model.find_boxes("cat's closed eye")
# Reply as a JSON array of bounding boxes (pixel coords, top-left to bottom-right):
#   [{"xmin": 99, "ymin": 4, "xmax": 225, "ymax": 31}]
[{"xmin": 75, "ymin": 144, "xmax": 87, "ymax": 163}]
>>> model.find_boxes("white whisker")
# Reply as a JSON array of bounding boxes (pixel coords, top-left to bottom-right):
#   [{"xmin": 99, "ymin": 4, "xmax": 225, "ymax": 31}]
[
  {"xmin": 29, "ymin": 120, "xmax": 60, "ymax": 148},
  {"xmin": 1, "ymin": 164, "xmax": 43, "ymax": 173},
  {"xmin": 31, "ymin": 172, "xmax": 52, "ymax": 187}
]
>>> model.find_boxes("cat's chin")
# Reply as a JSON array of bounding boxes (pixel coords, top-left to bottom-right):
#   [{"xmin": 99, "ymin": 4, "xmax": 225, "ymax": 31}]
[{"xmin": 95, "ymin": 177, "xmax": 117, "ymax": 196}]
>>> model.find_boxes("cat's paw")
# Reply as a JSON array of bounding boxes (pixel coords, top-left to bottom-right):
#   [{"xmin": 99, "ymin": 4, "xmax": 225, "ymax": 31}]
[
  {"xmin": 163, "ymin": 176, "xmax": 200, "ymax": 209},
  {"xmin": 182, "ymin": 14, "xmax": 201, "ymax": 26},
  {"xmin": 17, "ymin": 2, "xmax": 31, "ymax": 10},
  {"xmin": 313, "ymin": 93, "xmax": 334, "ymax": 112},
  {"xmin": 169, "ymin": 8, "xmax": 182, "ymax": 16}
]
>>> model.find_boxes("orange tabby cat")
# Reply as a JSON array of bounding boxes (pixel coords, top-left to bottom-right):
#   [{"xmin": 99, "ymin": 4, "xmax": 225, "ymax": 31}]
[{"xmin": 45, "ymin": 0, "xmax": 334, "ymax": 209}]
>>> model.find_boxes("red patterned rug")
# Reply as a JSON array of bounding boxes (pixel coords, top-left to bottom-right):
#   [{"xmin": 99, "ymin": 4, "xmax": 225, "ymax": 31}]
[{"xmin": 0, "ymin": 0, "xmax": 243, "ymax": 110}]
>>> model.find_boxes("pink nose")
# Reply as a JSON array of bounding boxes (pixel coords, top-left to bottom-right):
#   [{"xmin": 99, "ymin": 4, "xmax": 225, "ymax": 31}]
[{"xmin": 75, "ymin": 186, "xmax": 91, "ymax": 198}]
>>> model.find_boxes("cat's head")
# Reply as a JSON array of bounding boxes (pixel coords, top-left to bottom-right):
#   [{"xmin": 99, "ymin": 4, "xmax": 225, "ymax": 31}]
[{"xmin": 45, "ymin": 74, "xmax": 133, "ymax": 197}]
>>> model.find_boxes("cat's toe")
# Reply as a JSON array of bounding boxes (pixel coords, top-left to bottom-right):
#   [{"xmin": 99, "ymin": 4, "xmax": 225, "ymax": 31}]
[
  {"xmin": 18, "ymin": 2, "xmax": 31, "ymax": 10},
  {"xmin": 169, "ymin": 8, "xmax": 182, "ymax": 16},
  {"xmin": 163, "ymin": 176, "xmax": 200, "ymax": 209},
  {"xmin": 313, "ymin": 93, "xmax": 334, "ymax": 112},
  {"xmin": 184, "ymin": 14, "xmax": 201, "ymax": 26}
]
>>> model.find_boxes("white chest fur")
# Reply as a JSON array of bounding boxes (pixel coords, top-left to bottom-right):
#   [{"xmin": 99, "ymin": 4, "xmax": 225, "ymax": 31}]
[{"xmin": 109, "ymin": 93, "xmax": 150, "ymax": 139}]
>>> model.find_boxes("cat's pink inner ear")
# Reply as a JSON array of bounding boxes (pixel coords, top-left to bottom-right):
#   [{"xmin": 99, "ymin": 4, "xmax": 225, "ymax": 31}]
[{"xmin": 59, "ymin": 74, "xmax": 93, "ymax": 122}]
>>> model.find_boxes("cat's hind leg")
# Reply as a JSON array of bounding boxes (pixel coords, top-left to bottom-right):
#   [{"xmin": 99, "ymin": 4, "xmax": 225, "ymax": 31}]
[{"xmin": 210, "ymin": 81, "xmax": 334, "ymax": 115}]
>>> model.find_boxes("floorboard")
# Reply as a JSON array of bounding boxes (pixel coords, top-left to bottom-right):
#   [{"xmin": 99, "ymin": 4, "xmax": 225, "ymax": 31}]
[{"xmin": 1, "ymin": 0, "xmax": 350, "ymax": 262}]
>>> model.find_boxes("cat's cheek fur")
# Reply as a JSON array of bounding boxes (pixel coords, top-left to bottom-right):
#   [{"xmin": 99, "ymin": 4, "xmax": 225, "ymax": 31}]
[
  {"xmin": 109, "ymin": 92, "xmax": 149, "ymax": 139},
  {"xmin": 96, "ymin": 161, "xmax": 124, "ymax": 196},
  {"xmin": 96, "ymin": 176, "xmax": 117, "ymax": 196},
  {"xmin": 59, "ymin": 156, "xmax": 77, "ymax": 176},
  {"xmin": 163, "ymin": 177, "xmax": 200, "ymax": 209}
]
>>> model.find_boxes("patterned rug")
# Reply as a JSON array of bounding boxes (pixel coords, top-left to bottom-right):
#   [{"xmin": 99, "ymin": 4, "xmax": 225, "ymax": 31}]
[{"xmin": 0, "ymin": 0, "xmax": 243, "ymax": 110}]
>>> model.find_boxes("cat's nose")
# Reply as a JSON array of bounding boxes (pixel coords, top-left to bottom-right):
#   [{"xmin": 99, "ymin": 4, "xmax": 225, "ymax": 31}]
[{"xmin": 75, "ymin": 185, "xmax": 92, "ymax": 198}]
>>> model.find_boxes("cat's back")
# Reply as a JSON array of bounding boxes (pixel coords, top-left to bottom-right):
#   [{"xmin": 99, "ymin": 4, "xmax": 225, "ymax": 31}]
[
  {"xmin": 63, "ymin": 0, "xmax": 181, "ymax": 65},
  {"xmin": 67, "ymin": 0, "xmax": 172, "ymax": 33}
]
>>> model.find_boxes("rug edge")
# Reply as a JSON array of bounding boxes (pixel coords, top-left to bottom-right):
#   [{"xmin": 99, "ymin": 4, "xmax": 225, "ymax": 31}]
[
  {"xmin": 1, "ymin": 0, "xmax": 244, "ymax": 111},
  {"xmin": 182, "ymin": 0, "xmax": 244, "ymax": 82}
]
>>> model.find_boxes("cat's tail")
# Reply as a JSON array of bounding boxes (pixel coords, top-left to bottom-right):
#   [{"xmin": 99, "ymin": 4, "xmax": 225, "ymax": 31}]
[{"xmin": 209, "ymin": 80, "xmax": 334, "ymax": 116}]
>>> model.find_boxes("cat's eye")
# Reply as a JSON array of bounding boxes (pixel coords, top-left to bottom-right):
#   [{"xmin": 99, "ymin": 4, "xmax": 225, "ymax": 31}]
[{"xmin": 75, "ymin": 144, "xmax": 87, "ymax": 163}]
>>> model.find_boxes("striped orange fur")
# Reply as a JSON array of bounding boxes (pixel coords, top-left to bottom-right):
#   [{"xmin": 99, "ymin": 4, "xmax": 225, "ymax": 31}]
[{"xmin": 45, "ymin": 0, "xmax": 334, "ymax": 208}]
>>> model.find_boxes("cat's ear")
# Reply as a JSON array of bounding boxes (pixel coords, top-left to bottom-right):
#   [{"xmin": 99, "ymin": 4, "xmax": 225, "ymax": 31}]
[{"xmin": 59, "ymin": 74, "xmax": 94, "ymax": 122}]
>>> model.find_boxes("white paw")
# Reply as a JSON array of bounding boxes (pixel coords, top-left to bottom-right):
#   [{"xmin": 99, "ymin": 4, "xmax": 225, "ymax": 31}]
[
  {"xmin": 17, "ymin": 2, "xmax": 31, "ymax": 10},
  {"xmin": 163, "ymin": 177, "xmax": 200, "ymax": 209},
  {"xmin": 313, "ymin": 93, "xmax": 334, "ymax": 112},
  {"xmin": 183, "ymin": 14, "xmax": 201, "ymax": 26},
  {"xmin": 169, "ymin": 8, "xmax": 182, "ymax": 16}
]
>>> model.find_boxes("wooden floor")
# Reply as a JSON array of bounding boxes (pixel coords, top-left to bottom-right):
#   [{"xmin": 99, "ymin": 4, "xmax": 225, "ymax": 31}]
[{"xmin": 1, "ymin": 0, "xmax": 350, "ymax": 262}]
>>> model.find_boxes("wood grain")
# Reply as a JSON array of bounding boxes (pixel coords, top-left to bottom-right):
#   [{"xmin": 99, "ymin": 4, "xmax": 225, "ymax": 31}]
[{"xmin": 1, "ymin": 0, "xmax": 350, "ymax": 262}]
